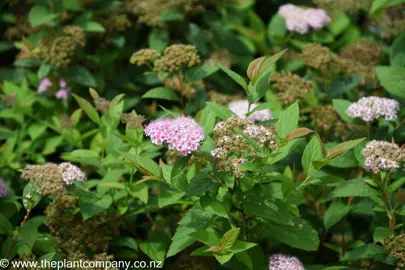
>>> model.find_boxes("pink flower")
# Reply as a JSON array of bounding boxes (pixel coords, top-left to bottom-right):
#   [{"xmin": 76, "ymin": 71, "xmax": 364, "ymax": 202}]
[
  {"xmin": 278, "ymin": 4, "xmax": 330, "ymax": 34},
  {"xmin": 59, "ymin": 79, "xmax": 67, "ymax": 88},
  {"xmin": 304, "ymin": 8, "xmax": 331, "ymax": 29},
  {"xmin": 144, "ymin": 119, "xmax": 174, "ymax": 145},
  {"xmin": 0, "ymin": 178, "xmax": 8, "ymax": 198},
  {"xmin": 144, "ymin": 116, "xmax": 205, "ymax": 156},
  {"xmin": 269, "ymin": 254, "xmax": 304, "ymax": 270},
  {"xmin": 58, "ymin": 162, "xmax": 86, "ymax": 185},
  {"xmin": 38, "ymin": 78, "xmax": 53, "ymax": 94},
  {"xmin": 55, "ymin": 89, "xmax": 70, "ymax": 100}
]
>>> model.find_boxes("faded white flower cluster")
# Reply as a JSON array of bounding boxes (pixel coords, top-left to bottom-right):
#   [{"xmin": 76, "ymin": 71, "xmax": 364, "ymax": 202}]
[
  {"xmin": 58, "ymin": 162, "xmax": 86, "ymax": 185},
  {"xmin": 228, "ymin": 100, "xmax": 272, "ymax": 122},
  {"xmin": 269, "ymin": 254, "xmax": 305, "ymax": 270},
  {"xmin": 278, "ymin": 4, "xmax": 331, "ymax": 34},
  {"xmin": 362, "ymin": 140, "xmax": 405, "ymax": 174},
  {"xmin": 0, "ymin": 178, "xmax": 8, "ymax": 198},
  {"xmin": 346, "ymin": 96, "xmax": 400, "ymax": 122}
]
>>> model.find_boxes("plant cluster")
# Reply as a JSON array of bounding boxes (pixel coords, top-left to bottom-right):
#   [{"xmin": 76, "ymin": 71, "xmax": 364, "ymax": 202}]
[{"xmin": 1, "ymin": 0, "xmax": 405, "ymax": 269}]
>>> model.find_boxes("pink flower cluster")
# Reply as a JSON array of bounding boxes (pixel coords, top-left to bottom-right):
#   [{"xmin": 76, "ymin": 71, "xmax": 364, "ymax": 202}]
[
  {"xmin": 0, "ymin": 178, "xmax": 8, "ymax": 198},
  {"xmin": 38, "ymin": 78, "xmax": 71, "ymax": 100},
  {"xmin": 58, "ymin": 162, "xmax": 86, "ymax": 185},
  {"xmin": 269, "ymin": 254, "xmax": 305, "ymax": 270},
  {"xmin": 144, "ymin": 116, "xmax": 205, "ymax": 156},
  {"xmin": 278, "ymin": 4, "xmax": 331, "ymax": 34}
]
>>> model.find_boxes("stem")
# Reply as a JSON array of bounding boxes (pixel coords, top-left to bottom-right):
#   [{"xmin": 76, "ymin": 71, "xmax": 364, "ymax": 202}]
[
  {"xmin": 241, "ymin": 210, "xmax": 249, "ymax": 241},
  {"xmin": 367, "ymin": 122, "xmax": 371, "ymax": 140},
  {"xmin": 7, "ymin": 206, "xmax": 34, "ymax": 258}
]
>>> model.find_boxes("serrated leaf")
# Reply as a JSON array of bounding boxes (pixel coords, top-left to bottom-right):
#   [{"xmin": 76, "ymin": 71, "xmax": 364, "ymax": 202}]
[
  {"xmin": 206, "ymin": 102, "xmax": 234, "ymax": 120},
  {"xmin": 327, "ymin": 138, "xmax": 365, "ymax": 159},
  {"xmin": 121, "ymin": 152, "xmax": 162, "ymax": 177},
  {"xmin": 375, "ymin": 66, "xmax": 405, "ymax": 98},
  {"xmin": 341, "ymin": 244, "xmax": 387, "ymax": 261},
  {"xmin": 184, "ymin": 65, "xmax": 219, "ymax": 82},
  {"xmin": 217, "ymin": 63, "xmax": 248, "ymax": 91},
  {"xmin": 332, "ymin": 178, "xmax": 379, "ymax": 198},
  {"xmin": 221, "ymin": 228, "xmax": 240, "ymax": 251},
  {"xmin": 275, "ymin": 102, "xmax": 299, "ymax": 138},
  {"xmin": 28, "ymin": 5, "xmax": 59, "ymax": 27},
  {"xmin": 332, "ymin": 99, "xmax": 354, "ymax": 123},
  {"xmin": 72, "ymin": 94, "xmax": 100, "ymax": 124},
  {"xmin": 324, "ymin": 201, "xmax": 351, "ymax": 231}
]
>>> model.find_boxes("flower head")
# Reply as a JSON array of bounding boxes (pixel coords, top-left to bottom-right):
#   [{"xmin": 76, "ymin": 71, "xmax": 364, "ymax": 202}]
[
  {"xmin": 278, "ymin": 4, "xmax": 330, "ymax": 34},
  {"xmin": 362, "ymin": 141, "xmax": 405, "ymax": 174},
  {"xmin": 55, "ymin": 79, "xmax": 70, "ymax": 100},
  {"xmin": 0, "ymin": 179, "xmax": 8, "ymax": 198},
  {"xmin": 228, "ymin": 100, "xmax": 272, "ymax": 122},
  {"xmin": 346, "ymin": 96, "xmax": 400, "ymax": 122},
  {"xmin": 269, "ymin": 254, "xmax": 305, "ymax": 270},
  {"xmin": 58, "ymin": 162, "xmax": 86, "ymax": 185},
  {"xmin": 304, "ymin": 8, "xmax": 331, "ymax": 29},
  {"xmin": 144, "ymin": 116, "xmax": 205, "ymax": 156},
  {"xmin": 38, "ymin": 77, "xmax": 53, "ymax": 94}
]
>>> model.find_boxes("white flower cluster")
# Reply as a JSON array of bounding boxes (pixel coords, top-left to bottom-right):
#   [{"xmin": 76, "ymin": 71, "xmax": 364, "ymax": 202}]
[
  {"xmin": 58, "ymin": 162, "xmax": 86, "ymax": 185},
  {"xmin": 362, "ymin": 140, "xmax": 405, "ymax": 174},
  {"xmin": 278, "ymin": 4, "xmax": 331, "ymax": 34},
  {"xmin": 244, "ymin": 125, "xmax": 276, "ymax": 145},
  {"xmin": 228, "ymin": 100, "xmax": 272, "ymax": 122},
  {"xmin": 346, "ymin": 96, "xmax": 400, "ymax": 122}
]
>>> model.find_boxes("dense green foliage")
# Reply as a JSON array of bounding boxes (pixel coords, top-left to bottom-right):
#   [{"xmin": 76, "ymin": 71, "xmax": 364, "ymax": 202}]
[{"xmin": 1, "ymin": 0, "xmax": 405, "ymax": 269}]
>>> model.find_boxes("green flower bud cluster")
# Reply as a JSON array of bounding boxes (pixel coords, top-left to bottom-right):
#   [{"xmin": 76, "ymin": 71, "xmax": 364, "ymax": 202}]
[
  {"xmin": 205, "ymin": 49, "xmax": 233, "ymax": 69},
  {"xmin": 60, "ymin": 114, "xmax": 74, "ymax": 129},
  {"xmin": 163, "ymin": 74, "xmax": 203, "ymax": 100},
  {"xmin": 38, "ymin": 26, "xmax": 85, "ymax": 68},
  {"xmin": 21, "ymin": 163, "xmax": 66, "ymax": 196},
  {"xmin": 373, "ymin": 4, "xmax": 405, "ymax": 39},
  {"xmin": 310, "ymin": 105, "xmax": 367, "ymax": 140},
  {"xmin": 211, "ymin": 116, "xmax": 277, "ymax": 178},
  {"xmin": 100, "ymin": 14, "xmax": 132, "ymax": 33},
  {"xmin": 121, "ymin": 113, "xmax": 145, "ymax": 129},
  {"xmin": 270, "ymin": 71, "xmax": 314, "ymax": 105},
  {"xmin": 94, "ymin": 97, "xmax": 110, "ymax": 112},
  {"xmin": 44, "ymin": 195, "xmax": 121, "ymax": 264},
  {"xmin": 313, "ymin": 0, "xmax": 372, "ymax": 12},
  {"xmin": 300, "ymin": 43, "xmax": 377, "ymax": 85},
  {"xmin": 339, "ymin": 38, "xmax": 383, "ymax": 66},
  {"xmin": 5, "ymin": 16, "xmax": 36, "ymax": 41},
  {"xmin": 208, "ymin": 91, "xmax": 243, "ymax": 106},
  {"xmin": 383, "ymin": 234, "xmax": 405, "ymax": 269},
  {"xmin": 154, "ymin": 44, "xmax": 201, "ymax": 73},
  {"xmin": 125, "ymin": 0, "xmax": 203, "ymax": 28},
  {"xmin": 130, "ymin": 49, "xmax": 161, "ymax": 67}
]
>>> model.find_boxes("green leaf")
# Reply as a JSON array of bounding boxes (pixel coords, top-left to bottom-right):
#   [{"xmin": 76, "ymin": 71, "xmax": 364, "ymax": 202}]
[
  {"xmin": 200, "ymin": 196, "xmax": 229, "ymax": 219},
  {"xmin": 61, "ymin": 149, "xmax": 100, "ymax": 167},
  {"xmin": 373, "ymin": 227, "xmax": 393, "ymax": 243},
  {"xmin": 328, "ymin": 12, "xmax": 351, "ymax": 36},
  {"xmin": 159, "ymin": 8, "xmax": 184, "ymax": 22},
  {"xmin": 188, "ymin": 231, "xmax": 221, "ymax": 247},
  {"xmin": 263, "ymin": 217, "xmax": 320, "ymax": 251},
  {"xmin": 66, "ymin": 66, "xmax": 97, "ymax": 87},
  {"xmin": 215, "ymin": 253, "xmax": 234, "ymax": 265},
  {"xmin": 187, "ymin": 170, "xmax": 213, "ymax": 197},
  {"xmin": 22, "ymin": 183, "xmax": 41, "ymax": 210},
  {"xmin": 221, "ymin": 228, "xmax": 240, "ymax": 251},
  {"xmin": 79, "ymin": 21, "xmax": 105, "ymax": 32},
  {"xmin": 230, "ymin": 240, "xmax": 257, "ymax": 254},
  {"xmin": 148, "ymin": 29, "xmax": 169, "ymax": 53},
  {"xmin": 375, "ymin": 66, "xmax": 405, "ymax": 98},
  {"xmin": 79, "ymin": 194, "xmax": 113, "ymax": 221},
  {"xmin": 142, "ymin": 87, "xmax": 179, "ymax": 101},
  {"xmin": 275, "ymin": 102, "xmax": 299, "ymax": 138},
  {"xmin": 167, "ymin": 206, "xmax": 213, "ymax": 257},
  {"xmin": 28, "ymin": 123, "xmax": 47, "ymax": 141},
  {"xmin": 111, "ymin": 236, "xmax": 139, "ymax": 251},
  {"xmin": 28, "ymin": 5, "xmax": 59, "ymax": 27},
  {"xmin": 140, "ymin": 230, "xmax": 171, "ymax": 262},
  {"xmin": 267, "ymin": 14, "xmax": 287, "ymax": 43},
  {"xmin": 62, "ymin": 0, "xmax": 83, "ymax": 11},
  {"xmin": 184, "ymin": 65, "xmax": 219, "ymax": 82},
  {"xmin": 341, "ymin": 244, "xmax": 387, "ymax": 261},
  {"xmin": 327, "ymin": 76, "xmax": 362, "ymax": 99},
  {"xmin": 391, "ymin": 33, "xmax": 405, "ymax": 67},
  {"xmin": 37, "ymin": 64, "xmax": 52, "ymax": 79},
  {"xmin": 0, "ymin": 213, "xmax": 13, "ymax": 235},
  {"xmin": 302, "ymin": 136, "xmax": 323, "ymax": 175},
  {"xmin": 332, "ymin": 178, "xmax": 379, "ymax": 198},
  {"xmin": 121, "ymin": 152, "xmax": 162, "ymax": 177},
  {"xmin": 326, "ymin": 138, "xmax": 365, "ymax": 159},
  {"xmin": 206, "ymin": 102, "xmax": 235, "ymax": 120},
  {"xmin": 332, "ymin": 99, "xmax": 354, "ymax": 123},
  {"xmin": 369, "ymin": 0, "xmax": 389, "ymax": 15},
  {"xmin": 311, "ymin": 30, "xmax": 335, "ymax": 44},
  {"xmin": 128, "ymin": 183, "xmax": 148, "ymax": 204},
  {"xmin": 324, "ymin": 201, "xmax": 351, "ymax": 231},
  {"xmin": 216, "ymin": 63, "xmax": 248, "ymax": 91},
  {"xmin": 158, "ymin": 184, "xmax": 185, "ymax": 207},
  {"xmin": 72, "ymin": 94, "xmax": 100, "ymax": 124}
]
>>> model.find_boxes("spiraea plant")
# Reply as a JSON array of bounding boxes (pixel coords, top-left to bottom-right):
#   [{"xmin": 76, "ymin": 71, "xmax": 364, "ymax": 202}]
[{"xmin": 1, "ymin": 0, "xmax": 405, "ymax": 269}]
